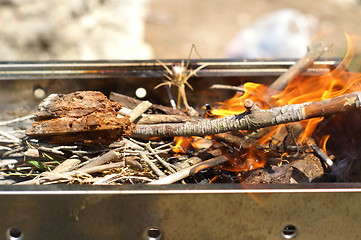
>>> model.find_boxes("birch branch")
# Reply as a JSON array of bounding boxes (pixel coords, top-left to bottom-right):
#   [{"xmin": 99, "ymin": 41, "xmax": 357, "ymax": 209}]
[{"xmin": 133, "ymin": 91, "xmax": 361, "ymax": 138}]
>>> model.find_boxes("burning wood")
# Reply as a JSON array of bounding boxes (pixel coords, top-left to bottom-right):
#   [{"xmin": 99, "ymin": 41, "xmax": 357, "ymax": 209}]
[
  {"xmin": 133, "ymin": 91, "xmax": 361, "ymax": 137},
  {"xmin": 1, "ymin": 40, "xmax": 361, "ymax": 185}
]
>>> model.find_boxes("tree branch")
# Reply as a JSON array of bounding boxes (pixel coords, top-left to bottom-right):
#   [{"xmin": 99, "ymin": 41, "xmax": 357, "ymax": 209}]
[
  {"xmin": 133, "ymin": 91, "xmax": 361, "ymax": 137},
  {"xmin": 267, "ymin": 42, "xmax": 329, "ymax": 92}
]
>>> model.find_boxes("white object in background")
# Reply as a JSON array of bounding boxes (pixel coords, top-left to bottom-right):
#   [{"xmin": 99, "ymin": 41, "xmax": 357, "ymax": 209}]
[{"xmin": 226, "ymin": 9, "xmax": 319, "ymax": 59}]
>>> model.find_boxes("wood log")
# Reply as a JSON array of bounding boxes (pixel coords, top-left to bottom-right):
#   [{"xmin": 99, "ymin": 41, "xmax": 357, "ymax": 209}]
[{"xmin": 133, "ymin": 91, "xmax": 361, "ymax": 137}]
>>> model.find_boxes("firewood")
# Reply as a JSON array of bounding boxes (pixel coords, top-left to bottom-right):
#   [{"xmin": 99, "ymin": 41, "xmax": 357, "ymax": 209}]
[
  {"xmin": 210, "ymin": 84, "xmax": 245, "ymax": 93},
  {"xmin": 137, "ymin": 114, "xmax": 198, "ymax": 124},
  {"xmin": 78, "ymin": 149, "xmax": 123, "ymax": 171},
  {"xmin": 149, "ymin": 155, "xmax": 228, "ymax": 184},
  {"xmin": 127, "ymin": 100, "xmax": 152, "ymax": 122},
  {"xmin": 133, "ymin": 91, "xmax": 361, "ymax": 137},
  {"xmin": 267, "ymin": 42, "xmax": 329, "ymax": 93}
]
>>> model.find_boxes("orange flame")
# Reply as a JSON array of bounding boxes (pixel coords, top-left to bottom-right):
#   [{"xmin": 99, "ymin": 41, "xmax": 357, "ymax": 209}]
[
  {"xmin": 210, "ymin": 34, "xmax": 361, "ymax": 171},
  {"xmin": 175, "ymin": 34, "xmax": 361, "ymax": 172},
  {"xmin": 172, "ymin": 136, "xmax": 213, "ymax": 154},
  {"xmin": 222, "ymin": 146, "xmax": 267, "ymax": 172},
  {"xmin": 319, "ymin": 134, "xmax": 331, "ymax": 153}
]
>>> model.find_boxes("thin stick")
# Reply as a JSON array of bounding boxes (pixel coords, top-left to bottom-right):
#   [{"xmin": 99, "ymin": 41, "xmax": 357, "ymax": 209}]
[
  {"xmin": 145, "ymin": 143, "xmax": 176, "ymax": 173},
  {"xmin": 78, "ymin": 162, "xmax": 125, "ymax": 174},
  {"xmin": 133, "ymin": 91, "xmax": 361, "ymax": 137},
  {"xmin": 308, "ymin": 138, "xmax": 335, "ymax": 170},
  {"xmin": 127, "ymin": 101, "xmax": 152, "ymax": 122},
  {"xmin": 78, "ymin": 150, "xmax": 123, "ymax": 171},
  {"xmin": 210, "ymin": 84, "xmax": 244, "ymax": 92},
  {"xmin": 267, "ymin": 42, "xmax": 329, "ymax": 93},
  {"xmin": 0, "ymin": 130, "xmax": 20, "ymax": 143},
  {"xmin": 17, "ymin": 162, "xmax": 126, "ymax": 185},
  {"xmin": 0, "ymin": 114, "xmax": 34, "ymax": 126},
  {"xmin": 52, "ymin": 156, "xmax": 82, "ymax": 173},
  {"xmin": 149, "ymin": 155, "xmax": 228, "ymax": 184},
  {"xmin": 139, "ymin": 152, "xmax": 166, "ymax": 178}
]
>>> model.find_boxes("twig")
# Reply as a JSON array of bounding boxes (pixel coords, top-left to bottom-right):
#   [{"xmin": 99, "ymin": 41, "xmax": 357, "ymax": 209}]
[
  {"xmin": 0, "ymin": 159, "xmax": 19, "ymax": 168},
  {"xmin": 78, "ymin": 149, "xmax": 123, "ymax": 171},
  {"xmin": 145, "ymin": 143, "xmax": 176, "ymax": 173},
  {"xmin": 52, "ymin": 156, "xmax": 81, "ymax": 173},
  {"xmin": 0, "ymin": 114, "xmax": 34, "ymax": 126},
  {"xmin": 308, "ymin": 138, "xmax": 335, "ymax": 170},
  {"xmin": 210, "ymin": 84, "xmax": 244, "ymax": 92},
  {"xmin": 137, "ymin": 114, "xmax": 197, "ymax": 124},
  {"xmin": 133, "ymin": 91, "xmax": 361, "ymax": 137},
  {"xmin": 17, "ymin": 161, "xmax": 126, "ymax": 185},
  {"xmin": 37, "ymin": 146, "xmax": 65, "ymax": 156},
  {"xmin": 0, "ymin": 130, "xmax": 20, "ymax": 143},
  {"xmin": 95, "ymin": 174, "xmax": 153, "ymax": 184},
  {"xmin": 149, "ymin": 155, "xmax": 228, "ymax": 184},
  {"xmin": 127, "ymin": 100, "xmax": 152, "ymax": 122},
  {"xmin": 139, "ymin": 152, "xmax": 166, "ymax": 178},
  {"xmin": 178, "ymin": 149, "xmax": 223, "ymax": 169},
  {"xmin": 77, "ymin": 162, "xmax": 125, "ymax": 174},
  {"xmin": 267, "ymin": 42, "xmax": 329, "ymax": 93}
]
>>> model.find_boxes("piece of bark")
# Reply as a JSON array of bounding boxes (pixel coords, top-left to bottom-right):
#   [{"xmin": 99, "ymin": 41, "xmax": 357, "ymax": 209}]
[
  {"xmin": 133, "ymin": 91, "xmax": 361, "ymax": 138},
  {"xmin": 242, "ymin": 165, "xmax": 294, "ymax": 184},
  {"xmin": 26, "ymin": 91, "xmax": 135, "ymax": 144},
  {"xmin": 290, "ymin": 153, "xmax": 325, "ymax": 183},
  {"xmin": 110, "ymin": 92, "xmax": 187, "ymax": 115}
]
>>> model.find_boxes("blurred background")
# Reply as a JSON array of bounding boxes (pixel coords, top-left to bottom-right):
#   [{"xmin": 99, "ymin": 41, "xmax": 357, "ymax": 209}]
[{"xmin": 1, "ymin": 0, "xmax": 361, "ymax": 60}]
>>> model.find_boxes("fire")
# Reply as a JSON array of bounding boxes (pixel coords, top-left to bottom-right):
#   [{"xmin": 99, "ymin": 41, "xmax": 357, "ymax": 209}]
[
  {"xmin": 319, "ymin": 134, "xmax": 331, "ymax": 153},
  {"xmin": 174, "ymin": 34, "xmax": 361, "ymax": 172},
  {"xmin": 172, "ymin": 136, "xmax": 212, "ymax": 154},
  {"xmin": 222, "ymin": 145, "xmax": 267, "ymax": 172}
]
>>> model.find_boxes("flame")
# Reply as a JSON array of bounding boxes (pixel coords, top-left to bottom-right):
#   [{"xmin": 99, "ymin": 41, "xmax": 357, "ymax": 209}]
[
  {"xmin": 172, "ymin": 136, "xmax": 213, "ymax": 154},
  {"xmin": 173, "ymin": 136, "xmax": 194, "ymax": 154},
  {"xmin": 319, "ymin": 134, "xmax": 331, "ymax": 152},
  {"xmin": 208, "ymin": 34, "xmax": 361, "ymax": 171},
  {"xmin": 222, "ymin": 146, "xmax": 267, "ymax": 172},
  {"xmin": 173, "ymin": 34, "xmax": 361, "ymax": 172}
]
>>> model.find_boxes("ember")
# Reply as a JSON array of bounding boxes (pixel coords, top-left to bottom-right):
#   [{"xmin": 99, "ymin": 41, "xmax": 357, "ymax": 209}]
[{"xmin": 1, "ymin": 37, "xmax": 361, "ymax": 185}]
